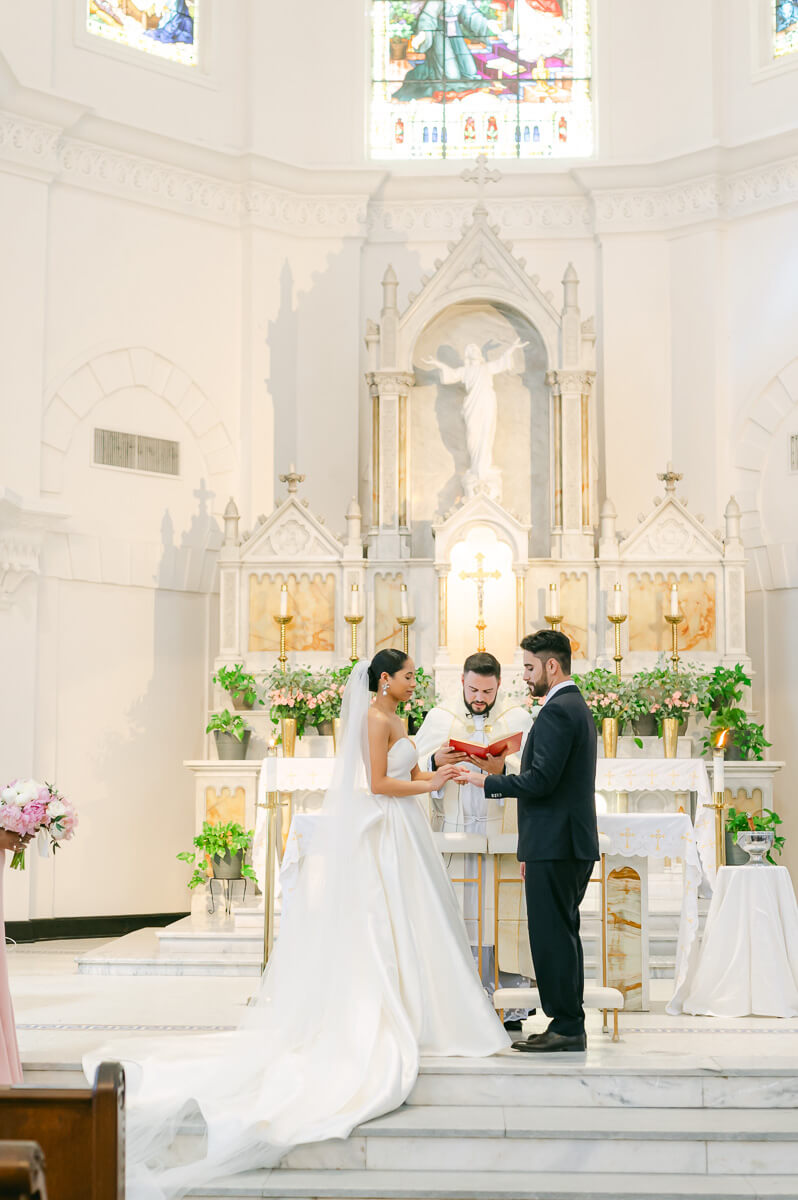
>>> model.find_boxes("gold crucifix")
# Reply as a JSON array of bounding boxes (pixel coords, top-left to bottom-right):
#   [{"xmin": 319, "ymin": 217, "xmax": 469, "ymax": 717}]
[{"xmin": 460, "ymin": 553, "xmax": 501, "ymax": 652}]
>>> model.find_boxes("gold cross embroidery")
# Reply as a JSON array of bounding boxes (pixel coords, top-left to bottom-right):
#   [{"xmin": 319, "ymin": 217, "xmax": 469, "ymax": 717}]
[{"xmin": 621, "ymin": 827, "xmax": 634, "ymax": 850}]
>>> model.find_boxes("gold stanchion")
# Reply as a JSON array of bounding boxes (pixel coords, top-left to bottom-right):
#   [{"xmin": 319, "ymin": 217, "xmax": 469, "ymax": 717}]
[
  {"xmin": 397, "ymin": 616, "xmax": 415, "ymax": 655},
  {"xmin": 274, "ymin": 584, "xmax": 293, "ymax": 673},
  {"xmin": 665, "ymin": 583, "xmax": 683, "ymax": 672},
  {"xmin": 608, "ymin": 583, "xmax": 627, "ymax": 681},
  {"xmin": 704, "ymin": 736, "xmax": 728, "ymax": 874},
  {"xmin": 258, "ymin": 741, "xmax": 286, "ymax": 972}
]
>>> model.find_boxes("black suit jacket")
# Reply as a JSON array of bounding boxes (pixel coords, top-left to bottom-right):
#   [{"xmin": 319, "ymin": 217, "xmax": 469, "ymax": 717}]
[{"xmin": 484, "ymin": 683, "xmax": 599, "ymax": 863}]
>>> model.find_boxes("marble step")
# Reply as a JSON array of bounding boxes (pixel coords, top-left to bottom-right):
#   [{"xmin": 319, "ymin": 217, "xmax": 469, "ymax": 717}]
[
  {"xmin": 184, "ymin": 1169, "xmax": 798, "ymax": 1198},
  {"xmin": 75, "ymin": 928, "xmax": 264, "ymax": 977}
]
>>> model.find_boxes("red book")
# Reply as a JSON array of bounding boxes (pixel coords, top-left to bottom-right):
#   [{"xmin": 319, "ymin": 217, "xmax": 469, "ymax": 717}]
[{"xmin": 448, "ymin": 732, "xmax": 523, "ymax": 759}]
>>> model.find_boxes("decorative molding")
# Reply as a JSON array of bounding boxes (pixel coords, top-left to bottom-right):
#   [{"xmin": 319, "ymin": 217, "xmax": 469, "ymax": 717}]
[
  {"xmin": 0, "ymin": 490, "xmax": 66, "ymax": 608},
  {"xmin": 240, "ymin": 496, "xmax": 343, "ymax": 564},
  {"xmin": 367, "ymin": 196, "xmax": 593, "ymax": 241},
  {"xmin": 619, "ymin": 494, "xmax": 724, "ymax": 563},
  {"xmin": 40, "ymin": 347, "xmax": 236, "ymax": 510}
]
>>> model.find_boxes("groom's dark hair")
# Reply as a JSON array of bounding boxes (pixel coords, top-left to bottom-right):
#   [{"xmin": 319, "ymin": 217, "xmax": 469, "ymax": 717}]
[
  {"xmin": 521, "ymin": 630, "xmax": 571, "ymax": 675},
  {"xmin": 463, "ymin": 651, "xmax": 501, "ymax": 680}
]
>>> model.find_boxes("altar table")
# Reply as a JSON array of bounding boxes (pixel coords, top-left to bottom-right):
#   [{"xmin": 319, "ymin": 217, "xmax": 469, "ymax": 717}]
[{"xmin": 673, "ymin": 866, "xmax": 798, "ymax": 1018}]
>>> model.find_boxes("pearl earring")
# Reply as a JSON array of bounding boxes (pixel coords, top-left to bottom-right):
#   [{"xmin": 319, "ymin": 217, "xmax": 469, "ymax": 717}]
[{"xmin": 382, "ymin": 682, "xmax": 389, "ymax": 696}]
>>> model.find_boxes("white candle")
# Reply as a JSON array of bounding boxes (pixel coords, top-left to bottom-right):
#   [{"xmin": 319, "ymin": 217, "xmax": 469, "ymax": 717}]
[
  {"xmin": 713, "ymin": 748, "xmax": 725, "ymax": 796},
  {"xmin": 669, "ymin": 583, "xmax": 680, "ymax": 618},
  {"xmin": 546, "ymin": 582, "xmax": 558, "ymax": 618},
  {"xmin": 400, "ymin": 584, "xmax": 409, "ymax": 619},
  {"xmin": 280, "ymin": 583, "xmax": 288, "ymax": 617},
  {"xmin": 349, "ymin": 583, "xmax": 360, "ymax": 618},
  {"xmin": 611, "ymin": 582, "xmax": 626, "ymax": 618}
]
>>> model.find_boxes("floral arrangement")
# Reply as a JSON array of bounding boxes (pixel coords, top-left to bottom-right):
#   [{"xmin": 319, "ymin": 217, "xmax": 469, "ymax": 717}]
[
  {"xmin": 726, "ymin": 806, "xmax": 784, "ymax": 863},
  {"xmin": 573, "ymin": 669, "xmax": 645, "ymax": 728},
  {"xmin": 647, "ymin": 671, "xmax": 699, "ymax": 725},
  {"xmin": 0, "ymin": 779, "xmax": 77, "ymax": 870},
  {"xmin": 397, "ymin": 666, "xmax": 439, "ymax": 733},
  {"xmin": 264, "ymin": 665, "xmax": 320, "ymax": 739}
]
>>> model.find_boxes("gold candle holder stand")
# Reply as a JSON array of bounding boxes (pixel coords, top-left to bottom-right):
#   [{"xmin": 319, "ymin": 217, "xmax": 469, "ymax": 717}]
[
  {"xmin": 258, "ymin": 741, "xmax": 286, "ymax": 972},
  {"xmin": 274, "ymin": 614, "xmax": 293, "ymax": 673},
  {"xmin": 608, "ymin": 613, "xmax": 627, "ymax": 681},
  {"xmin": 345, "ymin": 614, "xmax": 364, "ymax": 663},
  {"xmin": 397, "ymin": 616, "xmax": 415, "ymax": 655},
  {"xmin": 544, "ymin": 614, "xmax": 563, "ymax": 632},
  {"xmin": 665, "ymin": 612, "xmax": 683, "ymax": 672},
  {"xmin": 703, "ymin": 791, "xmax": 727, "ymax": 874}
]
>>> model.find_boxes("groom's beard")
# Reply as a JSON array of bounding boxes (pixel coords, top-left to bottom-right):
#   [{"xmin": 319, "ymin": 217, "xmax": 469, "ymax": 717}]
[
  {"xmin": 464, "ymin": 693, "xmax": 498, "ymax": 718},
  {"xmin": 530, "ymin": 677, "xmax": 550, "ymax": 698}
]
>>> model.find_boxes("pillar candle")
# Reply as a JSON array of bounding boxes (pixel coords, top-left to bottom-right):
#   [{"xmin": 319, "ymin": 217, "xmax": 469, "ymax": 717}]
[
  {"xmin": 611, "ymin": 582, "xmax": 626, "ymax": 618},
  {"xmin": 400, "ymin": 584, "xmax": 409, "ymax": 619},
  {"xmin": 713, "ymin": 749, "xmax": 725, "ymax": 796},
  {"xmin": 546, "ymin": 582, "xmax": 558, "ymax": 618},
  {"xmin": 349, "ymin": 584, "xmax": 361, "ymax": 618},
  {"xmin": 669, "ymin": 583, "xmax": 680, "ymax": 617},
  {"xmin": 280, "ymin": 583, "xmax": 288, "ymax": 617}
]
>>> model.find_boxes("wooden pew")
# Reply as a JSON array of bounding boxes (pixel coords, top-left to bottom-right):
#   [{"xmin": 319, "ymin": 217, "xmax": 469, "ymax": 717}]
[
  {"xmin": 0, "ymin": 1142, "xmax": 47, "ymax": 1199},
  {"xmin": 0, "ymin": 1062, "xmax": 123, "ymax": 1200}
]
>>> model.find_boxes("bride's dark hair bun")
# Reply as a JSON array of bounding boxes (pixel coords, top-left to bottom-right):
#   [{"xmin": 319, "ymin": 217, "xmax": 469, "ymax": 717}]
[{"xmin": 368, "ymin": 649, "xmax": 410, "ymax": 693}]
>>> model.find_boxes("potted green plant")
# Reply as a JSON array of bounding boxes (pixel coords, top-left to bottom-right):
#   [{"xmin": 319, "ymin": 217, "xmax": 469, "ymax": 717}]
[
  {"xmin": 212, "ymin": 663, "xmax": 263, "ymax": 711},
  {"xmin": 702, "ymin": 707, "xmax": 771, "ymax": 761},
  {"xmin": 699, "ymin": 663, "xmax": 751, "ymax": 716},
  {"xmin": 725, "ymin": 806, "xmax": 784, "ymax": 866},
  {"xmin": 177, "ymin": 820, "xmax": 258, "ymax": 888},
  {"xmin": 206, "ymin": 710, "xmax": 251, "ymax": 760},
  {"xmin": 398, "ymin": 666, "xmax": 439, "ymax": 735}
]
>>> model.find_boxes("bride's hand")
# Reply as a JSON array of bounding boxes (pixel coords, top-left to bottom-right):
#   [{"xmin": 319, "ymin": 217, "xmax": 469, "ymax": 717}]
[{"xmin": 427, "ymin": 764, "xmax": 461, "ymax": 791}]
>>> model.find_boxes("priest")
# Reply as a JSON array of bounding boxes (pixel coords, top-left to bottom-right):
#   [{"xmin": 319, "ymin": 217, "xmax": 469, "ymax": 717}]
[{"xmin": 414, "ymin": 652, "xmax": 534, "ymax": 1027}]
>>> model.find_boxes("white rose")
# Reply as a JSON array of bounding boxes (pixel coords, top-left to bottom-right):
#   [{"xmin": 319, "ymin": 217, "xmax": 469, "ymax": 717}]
[
  {"xmin": 1, "ymin": 787, "xmax": 18, "ymax": 804},
  {"xmin": 19, "ymin": 780, "xmax": 41, "ymax": 804},
  {"xmin": 47, "ymin": 799, "xmax": 66, "ymax": 819}
]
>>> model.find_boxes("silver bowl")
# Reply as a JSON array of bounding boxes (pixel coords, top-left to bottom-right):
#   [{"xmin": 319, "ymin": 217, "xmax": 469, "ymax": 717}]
[{"xmin": 735, "ymin": 829, "xmax": 774, "ymax": 866}]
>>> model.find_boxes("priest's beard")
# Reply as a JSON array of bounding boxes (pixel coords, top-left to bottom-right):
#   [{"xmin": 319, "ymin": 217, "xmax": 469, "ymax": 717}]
[{"xmin": 464, "ymin": 692, "xmax": 498, "ymax": 718}]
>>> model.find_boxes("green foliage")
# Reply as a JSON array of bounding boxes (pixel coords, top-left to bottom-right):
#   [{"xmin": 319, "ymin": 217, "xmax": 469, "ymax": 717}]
[
  {"xmin": 389, "ymin": 1, "xmax": 416, "ymax": 37},
  {"xmin": 725, "ymin": 806, "xmax": 784, "ymax": 864},
  {"xmin": 177, "ymin": 820, "xmax": 257, "ymax": 889},
  {"xmin": 205, "ymin": 710, "xmax": 249, "ymax": 741},
  {"xmin": 398, "ymin": 666, "xmax": 439, "ymax": 732},
  {"xmin": 212, "ymin": 664, "xmax": 262, "ymax": 708},
  {"xmin": 573, "ymin": 669, "xmax": 647, "ymax": 727},
  {"xmin": 702, "ymin": 705, "xmax": 771, "ymax": 760},
  {"xmin": 698, "ymin": 663, "xmax": 751, "ymax": 717}
]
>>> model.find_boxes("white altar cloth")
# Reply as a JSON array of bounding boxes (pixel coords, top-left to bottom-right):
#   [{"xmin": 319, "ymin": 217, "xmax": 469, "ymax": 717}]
[
  {"xmin": 252, "ymin": 759, "xmax": 333, "ymax": 895},
  {"xmin": 674, "ymin": 866, "xmax": 798, "ymax": 1018},
  {"xmin": 596, "ymin": 758, "xmax": 716, "ymax": 888},
  {"xmin": 598, "ymin": 813, "xmax": 704, "ymax": 1013}
]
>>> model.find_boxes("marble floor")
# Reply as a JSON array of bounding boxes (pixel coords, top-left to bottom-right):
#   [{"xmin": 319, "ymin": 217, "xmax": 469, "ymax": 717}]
[{"xmin": 8, "ymin": 937, "xmax": 798, "ymax": 1076}]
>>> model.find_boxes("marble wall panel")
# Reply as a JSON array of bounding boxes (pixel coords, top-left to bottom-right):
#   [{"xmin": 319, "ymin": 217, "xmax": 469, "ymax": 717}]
[
  {"xmin": 374, "ymin": 573, "xmax": 404, "ymax": 652},
  {"xmin": 606, "ymin": 865, "xmax": 643, "ymax": 1010},
  {"xmin": 205, "ymin": 785, "xmax": 246, "ymax": 827},
  {"xmin": 249, "ymin": 572, "xmax": 336, "ymax": 652},
  {"xmin": 560, "ymin": 571, "xmax": 589, "ymax": 659},
  {"xmin": 628, "ymin": 571, "xmax": 716, "ymax": 653}
]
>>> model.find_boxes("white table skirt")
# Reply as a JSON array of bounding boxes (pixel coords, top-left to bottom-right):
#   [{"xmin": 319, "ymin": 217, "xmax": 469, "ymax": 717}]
[{"xmin": 674, "ymin": 866, "xmax": 798, "ymax": 1018}]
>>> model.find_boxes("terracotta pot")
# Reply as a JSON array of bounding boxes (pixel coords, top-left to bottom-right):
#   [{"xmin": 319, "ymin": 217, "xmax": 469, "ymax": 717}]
[
  {"xmin": 602, "ymin": 717, "xmax": 618, "ymax": 758},
  {"xmin": 390, "ymin": 36, "xmax": 410, "ymax": 60},
  {"xmin": 662, "ymin": 717, "xmax": 679, "ymax": 758},
  {"xmin": 280, "ymin": 717, "xmax": 297, "ymax": 757}
]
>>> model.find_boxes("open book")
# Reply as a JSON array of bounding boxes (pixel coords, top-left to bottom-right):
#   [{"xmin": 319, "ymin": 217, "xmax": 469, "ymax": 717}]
[{"xmin": 448, "ymin": 731, "xmax": 523, "ymax": 760}]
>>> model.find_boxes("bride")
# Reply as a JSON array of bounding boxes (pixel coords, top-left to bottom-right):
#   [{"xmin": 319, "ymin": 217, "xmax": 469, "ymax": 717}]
[{"xmin": 86, "ymin": 650, "xmax": 510, "ymax": 1198}]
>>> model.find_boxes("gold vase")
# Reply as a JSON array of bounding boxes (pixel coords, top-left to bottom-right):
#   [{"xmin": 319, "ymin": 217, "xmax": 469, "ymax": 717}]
[
  {"xmin": 602, "ymin": 717, "xmax": 619, "ymax": 759},
  {"xmin": 280, "ymin": 717, "xmax": 297, "ymax": 757},
  {"xmin": 332, "ymin": 718, "xmax": 341, "ymax": 752},
  {"xmin": 662, "ymin": 716, "xmax": 679, "ymax": 758}
]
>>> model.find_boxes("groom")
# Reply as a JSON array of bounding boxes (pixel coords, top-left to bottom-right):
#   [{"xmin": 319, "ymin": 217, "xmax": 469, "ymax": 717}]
[{"xmin": 458, "ymin": 629, "xmax": 598, "ymax": 1052}]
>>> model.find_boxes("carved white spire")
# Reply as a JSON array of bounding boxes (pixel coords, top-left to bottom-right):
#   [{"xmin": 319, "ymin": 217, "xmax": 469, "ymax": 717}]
[
  {"xmin": 380, "ymin": 265, "xmax": 399, "ymax": 368},
  {"xmin": 279, "ymin": 463, "xmax": 305, "ymax": 495},
  {"xmin": 223, "ymin": 497, "xmax": 240, "ymax": 546},
  {"xmin": 561, "ymin": 262, "xmax": 581, "ymax": 366},
  {"xmin": 598, "ymin": 497, "xmax": 619, "ymax": 557},
  {"xmin": 345, "ymin": 496, "xmax": 362, "ymax": 547},
  {"xmin": 724, "ymin": 495, "xmax": 742, "ymax": 549}
]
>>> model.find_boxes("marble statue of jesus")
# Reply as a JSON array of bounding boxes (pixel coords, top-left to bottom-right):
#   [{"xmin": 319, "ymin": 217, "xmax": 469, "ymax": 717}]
[{"xmin": 425, "ymin": 339, "xmax": 527, "ymax": 501}]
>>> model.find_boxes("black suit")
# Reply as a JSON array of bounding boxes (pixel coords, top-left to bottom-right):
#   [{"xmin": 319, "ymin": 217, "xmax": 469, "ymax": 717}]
[{"xmin": 485, "ymin": 683, "xmax": 599, "ymax": 1036}]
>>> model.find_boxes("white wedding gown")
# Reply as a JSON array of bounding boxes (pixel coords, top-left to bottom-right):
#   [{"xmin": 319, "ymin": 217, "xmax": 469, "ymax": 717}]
[{"xmin": 85, "ymin": 668, "xmax": 509, "ymax": 1199}]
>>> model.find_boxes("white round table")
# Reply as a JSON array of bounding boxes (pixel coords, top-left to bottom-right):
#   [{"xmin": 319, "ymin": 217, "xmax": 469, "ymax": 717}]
[{"xmin": 681, "ymin": 865, "xmax": 798, "ymax": 1018}]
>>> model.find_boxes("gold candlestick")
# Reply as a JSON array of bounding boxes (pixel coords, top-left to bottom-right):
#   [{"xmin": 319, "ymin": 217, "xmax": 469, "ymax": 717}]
[
  {"xmin": 258, "ymin": 740, "xmax": 286, "ymax": 972},
  {"xmin": 703, "ymin": 791, "xmax": 727, "ymax": 874},
  {"xmin": 544, "ymin": 614, "xmax": 563, "ymax": 631},
  {"xmin": 608, "ymin": 614, "xmax": 627, "ymax": 681},
  {"xmin": 665, "ymin": 612, "xmax": 683, "ymax": 672},
  {"xmin": 397, "ymin": 616, "xmax": 415, "ymax": 655},
  {"xmin": 345, "ymin": 614, "xmax": 364, "ymax": 663},
  {"xmin": 274, "ymin": 614, "xmax": 293, "ymax": 672}
]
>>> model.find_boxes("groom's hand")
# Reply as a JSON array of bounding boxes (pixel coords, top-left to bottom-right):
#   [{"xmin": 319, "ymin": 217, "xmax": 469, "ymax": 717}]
[{"xmin": 457, "ymin": 771, "xmax": 485, "ymax": 790}]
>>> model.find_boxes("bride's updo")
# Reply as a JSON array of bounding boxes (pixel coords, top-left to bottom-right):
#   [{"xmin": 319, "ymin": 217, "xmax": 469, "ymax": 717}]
[{"xmin": 368, "ymin": 649, "xmax": 409, "ymax": 693}]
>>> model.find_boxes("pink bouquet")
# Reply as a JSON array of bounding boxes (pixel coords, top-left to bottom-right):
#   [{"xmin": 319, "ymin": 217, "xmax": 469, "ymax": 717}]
[{"xmin": 0, "ymin": 779, "xmax": 78, "ymax": 869}]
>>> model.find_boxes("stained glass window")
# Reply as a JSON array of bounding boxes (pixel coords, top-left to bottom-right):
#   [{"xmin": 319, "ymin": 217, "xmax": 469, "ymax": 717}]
[
  {"xmin": 774, "ymin": 1, "xmax": 798, "ymax": 57},
  {"xmin": 86, "ymin": 1, "xmax": 198, "ymax": 67},
  {"xmin": 370, "ymin": 0, "xmax": 592, "ymax": 160}
]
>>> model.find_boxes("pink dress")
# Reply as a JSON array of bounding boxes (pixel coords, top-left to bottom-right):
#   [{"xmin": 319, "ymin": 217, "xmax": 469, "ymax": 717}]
[{"xmin": 0, "ymin": 854, "xmax": 22, "ymax": 1084}]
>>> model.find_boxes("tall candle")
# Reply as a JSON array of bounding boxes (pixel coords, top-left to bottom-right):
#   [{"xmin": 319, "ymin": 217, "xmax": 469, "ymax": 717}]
[
  {"xmin": 713, "ymin": 748, "xmax": 725, "ymax": 796},
  {"xmin": 400, "ymin": 584, "xmax": 409, "ymax": 619},
  {"xmin": 349, "ymin": 583, "xmax": 360, "ymax": 618},
  {"xmin": 280, "ymin": 583, "xmax": 288, "ymax": 617},
  {"xmin": 669, "ymin": 583, "xmax": 680, "ymax": 618},
  {"xmin": 546, "ymin": 582, "xmax": 559, "ymax": 618},
  {"xmin": 611, "ymin": 582, "xmax": 626, "ymax": 618}
]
